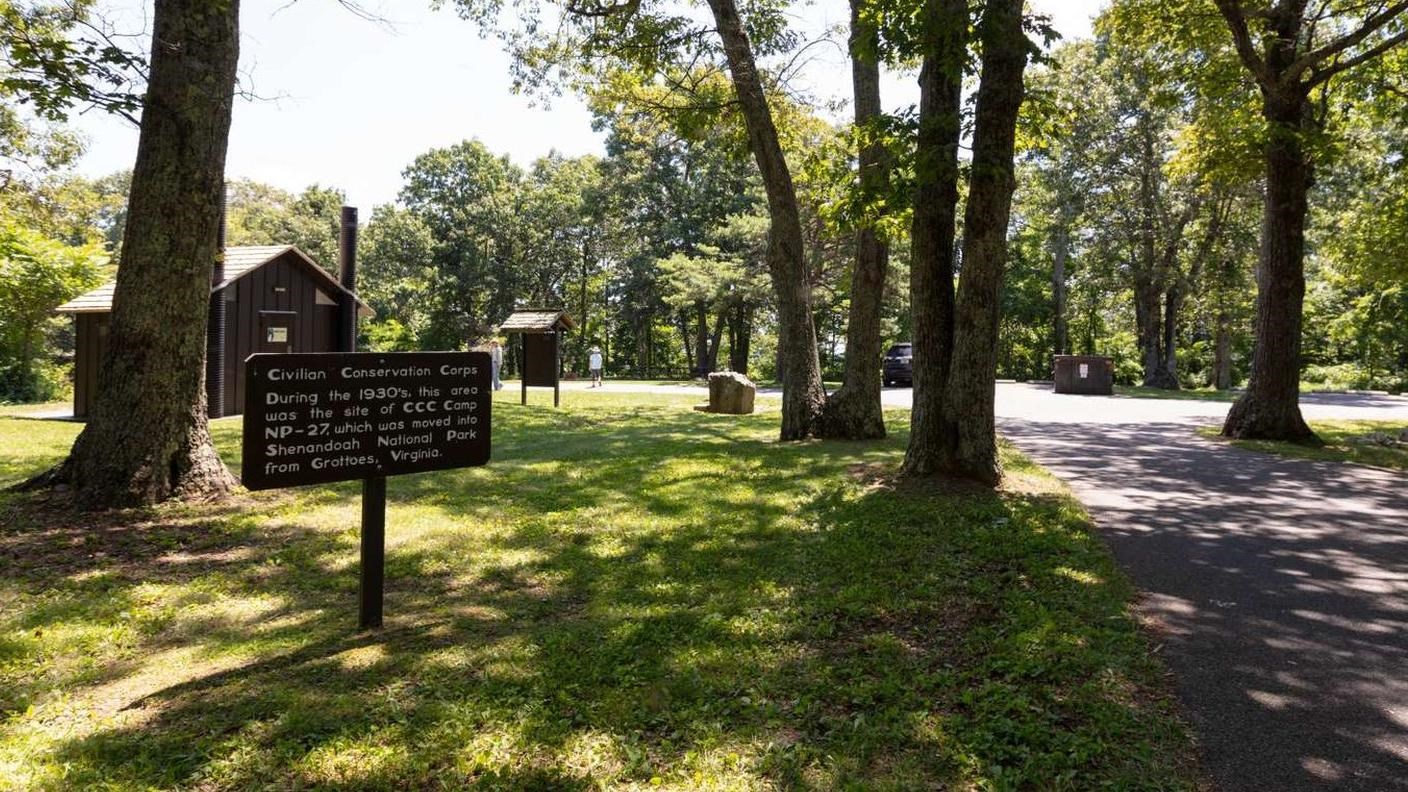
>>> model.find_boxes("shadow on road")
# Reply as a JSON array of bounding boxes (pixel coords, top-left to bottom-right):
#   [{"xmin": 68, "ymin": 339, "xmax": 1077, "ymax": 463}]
[{"xmin": 1001, "ymin": 417, "xmax": 1408, "ymax": 790}]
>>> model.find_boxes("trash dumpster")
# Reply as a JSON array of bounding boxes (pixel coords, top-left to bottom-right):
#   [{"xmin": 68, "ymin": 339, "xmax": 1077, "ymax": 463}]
[{"xmin": 1053, "ymin": 355, "xmax": 1114, "ymax": 395}]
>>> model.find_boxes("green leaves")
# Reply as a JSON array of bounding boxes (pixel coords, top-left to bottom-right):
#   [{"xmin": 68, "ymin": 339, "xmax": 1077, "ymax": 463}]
[
  {"xmin": 0, "ymin": 219, "xmax": 104, "ymax": 400},
  {"xmin": 0, "ymin": 1, "xmax": 145, "ymax": 124}
]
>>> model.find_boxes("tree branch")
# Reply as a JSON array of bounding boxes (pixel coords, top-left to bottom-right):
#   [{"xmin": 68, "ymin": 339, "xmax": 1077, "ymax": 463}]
[
  {"xmin": 1214, "ymin": 0, "xmax": 1271, "ymax": 86},
  {"xmin": 1308, "ymin": 25, "xmax": 1408, "ymax": 85},
  {"xmin": 1289, "ymin": 0, "xmax": 1408, "ymax": 79}
]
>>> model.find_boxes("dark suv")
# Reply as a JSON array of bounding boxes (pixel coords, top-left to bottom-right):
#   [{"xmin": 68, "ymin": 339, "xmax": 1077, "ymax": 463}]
[{"xmin": 882, "ymin": 343, "xmax": 913, "ymax": 387}]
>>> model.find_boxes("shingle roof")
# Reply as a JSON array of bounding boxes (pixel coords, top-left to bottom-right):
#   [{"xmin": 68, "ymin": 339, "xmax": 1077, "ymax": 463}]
[
  {"xmin": 56, "ymin": 245, "xmax": 373, "ymax": 317},
  {"xmin": 500, "ymin": 309, "xmax": 575, "ymax": 332},
  {"xmin": 55, "ymin": 282, "xmax": 119, "ymax": 313}
]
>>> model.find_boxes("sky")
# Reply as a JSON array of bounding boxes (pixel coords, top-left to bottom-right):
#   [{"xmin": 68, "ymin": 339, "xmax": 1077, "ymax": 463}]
[{"xmin": 69, "ymin": 0, "xmax": 1103, "ymax": 210}]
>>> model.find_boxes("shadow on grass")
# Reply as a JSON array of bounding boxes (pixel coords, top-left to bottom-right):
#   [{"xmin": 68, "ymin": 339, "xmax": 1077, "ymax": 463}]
[{"xmin": 1, "ymin": 398, "xmax": 1196, "ymax": 790}]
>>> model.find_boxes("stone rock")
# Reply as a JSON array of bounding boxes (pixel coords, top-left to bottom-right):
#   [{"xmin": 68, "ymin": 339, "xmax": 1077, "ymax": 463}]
[
  {"xmin": 697, "ymin": 371, "xmax": 756, "ymax": 415},
  {"xmin": 1399, "ymin": 428, "xmax": 1408, "ymax": 444},
  {"xmin": 1355, "ymin": 432, "xmax": 1399, "ymax": 448}
]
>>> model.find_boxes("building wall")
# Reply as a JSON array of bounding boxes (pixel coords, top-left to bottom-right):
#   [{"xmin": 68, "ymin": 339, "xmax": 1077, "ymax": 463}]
[
  {"xmin": 224, "ymin": 252, "xmax": 341, "ymax": 416},
  {"xmin": 73, "ymin": 312, "xmax": 110, "ymax": 418},
  {"xmin": 71, "ymin": 251, "xmax": 346, "ymax": 419}
]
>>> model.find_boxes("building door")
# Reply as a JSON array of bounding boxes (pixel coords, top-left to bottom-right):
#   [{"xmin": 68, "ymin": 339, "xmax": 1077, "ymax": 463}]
[{"xmin": 258, "ymin": 311, "xmax": 296, "ymax": 354}]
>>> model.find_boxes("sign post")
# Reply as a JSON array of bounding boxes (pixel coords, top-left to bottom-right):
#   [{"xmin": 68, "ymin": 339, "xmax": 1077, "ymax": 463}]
[
  {"xmin": 241, "ymin": 351, "xmax": 491, "ymax": 629},
  {"xmin": 360, "ymin": 476, "xmax": 386, "ymax": 628}
]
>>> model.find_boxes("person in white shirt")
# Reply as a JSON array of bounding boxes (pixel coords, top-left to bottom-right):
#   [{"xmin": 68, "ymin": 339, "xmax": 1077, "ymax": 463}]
[
  {"xmin": 489, "ymin": 340, "xmax": 504, "ymax": 391},
  {"xmin": 589, "ymin": 346, "xmax": 603, "ymax": 388}
]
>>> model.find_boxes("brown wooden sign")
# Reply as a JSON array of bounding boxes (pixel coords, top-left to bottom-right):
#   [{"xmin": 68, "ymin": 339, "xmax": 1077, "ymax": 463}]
[
  {"xmin": 241, "ymin": 351, "xmax": 491, "ymax": 491},
  {"xmin": 521, "ymin": 332, "xmax": 559, "ymax": 387}
]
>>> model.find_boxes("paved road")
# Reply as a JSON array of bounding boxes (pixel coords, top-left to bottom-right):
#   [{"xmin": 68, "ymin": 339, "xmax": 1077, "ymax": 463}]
[{"xmin": 971, "ymin": 384, "xmax": 1407, "ymax": 790}]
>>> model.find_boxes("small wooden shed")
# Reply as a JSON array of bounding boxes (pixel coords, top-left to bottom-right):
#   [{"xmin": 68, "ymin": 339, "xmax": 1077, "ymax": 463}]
[
  {"xmin": 500, "ymin": 309, "xmax": 574, "ymax": 407},
  {"xmin": 1053, "ymin": 355, "xmax": 1115, "ymax": 395},
  {"xmin": 56, "ymin": 245, "xmax": 372, "ymax": 419}
]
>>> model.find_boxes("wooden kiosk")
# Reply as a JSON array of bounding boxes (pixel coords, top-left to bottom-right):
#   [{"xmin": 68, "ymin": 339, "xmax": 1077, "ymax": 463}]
[{"xmin": 500, "ymin": 309, "xmax": 574, "ymax": 407}]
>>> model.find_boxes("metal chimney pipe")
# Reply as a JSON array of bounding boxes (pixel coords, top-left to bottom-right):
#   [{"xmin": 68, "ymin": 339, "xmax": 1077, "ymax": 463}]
[
  {"xmin": 206, "ymin": 188, "xmax": 228, "ymax": 418},
  {"xmin": 338, "ymin": 206, "xmax": 359, "ymax": 353}
]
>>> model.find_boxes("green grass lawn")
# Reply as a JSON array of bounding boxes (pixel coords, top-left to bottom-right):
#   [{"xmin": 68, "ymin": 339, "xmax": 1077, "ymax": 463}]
[
  {"xmin": 1199, "ymin": 419, "xmax": 1408, "ymax": 472},
  {"xmin": 1113, "ymin": 386, "xmax": 1236, "ymax": 402},
  {"xmin": 0, "ymin": 391, "xmax": 1198, "ymax": 790}
]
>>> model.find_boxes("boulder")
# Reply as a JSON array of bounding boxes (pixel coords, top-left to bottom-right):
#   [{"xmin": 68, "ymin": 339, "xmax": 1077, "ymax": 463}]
[
  {"xmin": 1354, "ymin": 432, "xmax": 1399, "ymax": 447},
  {"xmin": 695, "ymin": 371, "xmax": 756, "ymax": 415}
]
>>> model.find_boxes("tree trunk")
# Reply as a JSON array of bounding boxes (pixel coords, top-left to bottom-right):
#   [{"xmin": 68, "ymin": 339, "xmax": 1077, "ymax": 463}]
[
  {"xmin": 1213, "ymin": 301, "xmax": 1233, "ymax": 389},
  {"xmin": 580, "ymin": 238, "xmax": 589, "ymax": 361},
  {"xmin": 21, "ymin": 0, "xmax": 240, "ymax": 506},
  {"xmin": 729, "ymin": 305, "xmax": 752, "ymax": 375},
  {"xmin": 819, "ymin": 0, "xmax": 890, "ymax": 440},
  {"xmin": 695, "ymin": 302, "xmax": 709, "ymax": 377},
  {"xmin": 1223, "ymin": 92, "xmax": 1317, "ymax": 441},
  {"xmin": 706, "ymin": 0, "xmax": 826, "ymax": 439},
  {"xmin": 936, "ymin": 0, "xmax": 1029, "ymax": 486},
  {"xmin": 1052, "ymin": 212, "xmax": 1071, "ymax": 359},
  {"xmin": 1133, "ymin": 274, "xmax": 1173, "ymax": 388},
  {"xmin": 899, "ymin": 0, "xmax": 968, "ymax": 477},
  {"xmin": 705, "ymin": 306, "xmax": 726, "ymax": 372},
  {"xmin": 1163, "ymin": 198, "xmax": 1222, "ymax": 389},
  {"xmin": 678, "ymin": 312, "xmax": 695, "ymax": 374},
  {"xmin": 1163, "ymin": 284, "xmax": 1182, "ymax": 386}
]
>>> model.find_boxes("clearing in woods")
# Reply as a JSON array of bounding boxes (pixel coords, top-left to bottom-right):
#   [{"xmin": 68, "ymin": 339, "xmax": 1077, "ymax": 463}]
[{"xmin": 0, "ymin": 391, "xmax": 1197, "ymax": 789}]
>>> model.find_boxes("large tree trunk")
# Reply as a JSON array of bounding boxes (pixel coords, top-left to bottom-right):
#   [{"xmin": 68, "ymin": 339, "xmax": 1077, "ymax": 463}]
[
  {"xmin": 727, "ymin": 304, "xmax": 752, "ymax": 374},
  {"xmin": 1052, "ymin": 211, "xmax": 1071, "ymax": 359},
  {"xmin": 1213, "ymin": 304, "xmax": 1233, "ymax": 390},
  {"xmin": 22, "ymin": 0, "xmax": 240, "ymax": 506},
  {"xmin": 1133, "ymin": 273, "xmax": 1174, "ymax": 389},
  {"xmin": 818, "ymin": 0, "xmax": 889, "ymax": 440},
  {"xmin": 936, "ymin": 0, "xmax": 1030, "ymax": 486},
  {"xmin": 1163, "ymin": 284, "xmax": 1181, "ymax": 385},
  {"xmin": 705, "ymin": 306, "xmax": 726, "ymax": 372},
  {"xmin": 706, "ymin": 0, "xmax": 826, "ymax": 439},
  {"xmin": 1164, "ymin": 198, "xmax": 1225, "ymax": 389},
  {"xmin": 1222, "ymin": 91, "xmax": 1317, "ymax": 442},
  {"xmin": 678, "ymin": 312, "xmax": 695, "ymax": 374},
  {"xmin": 694, "ymin": 302, "xmax": 709, "ymax": 377},
  {"xmin": 899, "ymin": 0, "xmax": 967, "ymax": 477},
  {"xmin": 1132, "ymin": 121, "xmax": 1180, "ymax": 390},
  {"xmin": 580, "ymin": 238, "xmax": 590, "ymax": 361}
]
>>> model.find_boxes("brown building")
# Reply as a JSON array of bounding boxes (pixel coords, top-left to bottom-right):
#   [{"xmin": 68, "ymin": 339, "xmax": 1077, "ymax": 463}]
[{"xmin": 56, "ymin": 245, "xmax": 372, "ymax": 419}]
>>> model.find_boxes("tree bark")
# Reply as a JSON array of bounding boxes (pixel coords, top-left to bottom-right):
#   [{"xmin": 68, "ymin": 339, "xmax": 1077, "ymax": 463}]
[
  {"xmin": 1133, "ymin": 272, "xmax": 1174, "ymax": 389},
  {"xmin": 21, "ymin": 0, "xmax": 240, "ymax": 506},
  {"xmin": 678, "ymin": 311, "xmax": 695, "ymax": 374},
  {"xmin": 899, "ymin": 0, "xmax": 967, "ymax": 476},
  {"xmin": 705, "ymin": 0, "xmax": 826, "ymax": 439},
  {"xmin": 1222, "ymin": 90, "xmax": 1317, "ymax": 442},
  {"xmin": 580, "ymin": 238, "xmax": 590, "ymax": 359},
  {"xmin": 695, "ymin": 301, "xmax": 709, "ymax": 376},
  {"xmin": 1164, "ymin": 197, "xmax": 1225, "ymax": 388},
  {"xmin": 1052, "ymin": 211, "xmax": 1071, "ymax": 359},
  {"xmin": 728, "ymin": 304, "xmax": 752, "ymax": 375},
  {"xmin": 1131, "ymin": 120, "xmax": 1181, "ymax": 390},
  {"xmin": 818, "ymin": 0, "xmax": 890, "ymax": 440},
  {"xmin": 936, "ymin": 0, "xmax": 1030, "ymax": 486},
  {"xmin": 1213, "ymin": 302, "xmax": 1233, "ymax": 390},
  {"xmin": 705, "ymin": 305, "xmax": 726, "ymax": 372},
  {"xmin": 1163, "ymin": 284, "xmax": 1181, "ymax": 385}
]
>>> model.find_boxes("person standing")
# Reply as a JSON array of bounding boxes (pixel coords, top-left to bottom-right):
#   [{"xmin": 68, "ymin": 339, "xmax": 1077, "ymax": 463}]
[
  {"xmin": 589, "ymin": 346, "xmax": 603, "ymax": 388},
  {"xmin": 489, "ymin": 339, "xmax": 504, "ymax": 391}
]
